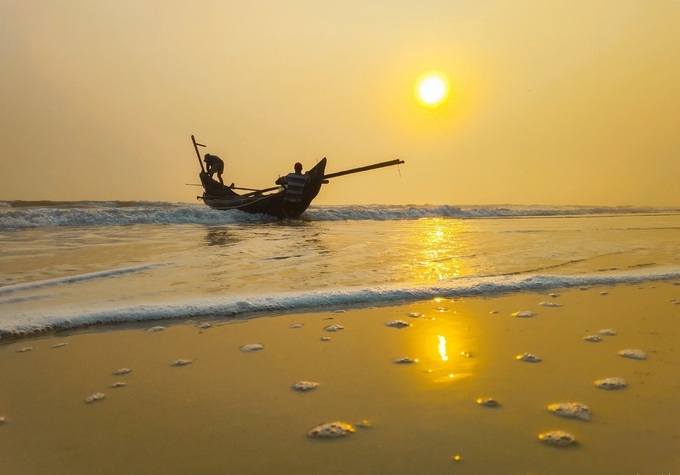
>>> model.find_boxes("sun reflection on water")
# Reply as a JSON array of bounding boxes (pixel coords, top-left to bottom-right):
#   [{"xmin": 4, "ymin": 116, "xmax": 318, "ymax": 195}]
[{"xmin": 409, "ymin": 218, "xmax": 469, "ymax": 281}]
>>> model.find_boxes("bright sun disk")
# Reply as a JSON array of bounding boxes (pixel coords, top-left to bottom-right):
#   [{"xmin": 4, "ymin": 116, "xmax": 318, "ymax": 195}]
[{"xmin": 416, "ymin": 72, "xmax": 450, "ymax": 107}]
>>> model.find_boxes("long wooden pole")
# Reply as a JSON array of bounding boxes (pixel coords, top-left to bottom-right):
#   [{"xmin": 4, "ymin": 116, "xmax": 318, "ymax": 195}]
[
  {"xmin": 242, "ymin": 159, "xmax": 405, "ymax": 195},
  {"xmin": 191, "ymin": 135, "xmax": 206, "ymax": 173},
  {"xmin": 323, "ymin": 159, "xmax": 404, "ymax": 180}
]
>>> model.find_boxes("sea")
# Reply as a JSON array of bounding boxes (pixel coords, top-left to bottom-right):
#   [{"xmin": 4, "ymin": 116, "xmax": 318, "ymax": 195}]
[{"xmin": 2, "ymin": 200, "xmax": 680, "ymax": 337}]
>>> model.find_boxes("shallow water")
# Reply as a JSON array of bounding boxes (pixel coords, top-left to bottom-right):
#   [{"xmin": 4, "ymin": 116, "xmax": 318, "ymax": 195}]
[{"xmin": 1, "ymin": 204, "xmax": 680, "ymax": 334}]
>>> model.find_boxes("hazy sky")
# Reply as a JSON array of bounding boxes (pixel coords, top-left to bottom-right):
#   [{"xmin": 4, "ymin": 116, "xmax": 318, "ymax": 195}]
[{"xmin": 2, "ymin": 0, "xmax": 679, "ymax": 206}]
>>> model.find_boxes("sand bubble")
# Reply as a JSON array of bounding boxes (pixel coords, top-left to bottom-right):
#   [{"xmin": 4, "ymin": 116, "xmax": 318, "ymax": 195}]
[
  {"xmin": 516, "ymin": 353, "xmax": 542, "ymax": 362},
  {"xmin": 595, "ymin": 377, "xmax": 628, "ymax": 390},
  {"xmin": 385, "ymin": 320, "xmax": 410, "ymax": 329},
  {"xmin": 539, "ymin": 430, "xmax": 576, "ymax": 447},
  {"xmin": 618, "ymin": 349, "xmax": 647, "ymax": 360},
  {"xmin": 548, "ymin": 402, "xmax": 591, "ymax": 421},
  {"xmin": 307, "ymin": 421, "xmax": 356, "ymax": 439},
  {"xmin": 291, "ymin": 381, "xmax": 319, "ymax": 391},
  {"xmin": 240, "ymin": 343, "xmax": 265, "ymax": 352},
  {"xmin": 85, "ymin": 393, "xmax": 106, "ymax": 404}
]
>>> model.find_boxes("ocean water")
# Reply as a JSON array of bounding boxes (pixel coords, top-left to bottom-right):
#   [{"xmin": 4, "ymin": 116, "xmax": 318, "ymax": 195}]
[{"xmin": 2, "ymin": 201, "xmax": 680, "ymax": 335}]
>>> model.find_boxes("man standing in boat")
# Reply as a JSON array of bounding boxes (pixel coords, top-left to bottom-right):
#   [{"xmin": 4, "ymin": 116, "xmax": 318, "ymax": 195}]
[
  {"xmin": 276, "ymin": 162, "xmax": 308, "ymax": 218},
  {"xmin": 204, "ymin": 153, "xmax": 225, "ymax": 185}
]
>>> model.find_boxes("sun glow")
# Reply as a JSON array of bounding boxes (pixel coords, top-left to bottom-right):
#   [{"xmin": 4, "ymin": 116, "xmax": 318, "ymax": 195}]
[{"xmin": 415, "ymin": 71, "xmax": 450, "ymax": 107}]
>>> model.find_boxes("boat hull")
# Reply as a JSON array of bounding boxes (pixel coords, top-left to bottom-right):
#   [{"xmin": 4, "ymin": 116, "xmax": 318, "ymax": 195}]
[{"xmin": 199, "ymin": 157, "xmax": 327, "ymax": 219}]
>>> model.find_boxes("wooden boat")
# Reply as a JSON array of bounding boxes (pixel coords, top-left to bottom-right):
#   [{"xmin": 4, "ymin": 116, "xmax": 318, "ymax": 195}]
[{"xmin": 191, "ymin": 135, "xmax": 403, "ymax": 219}]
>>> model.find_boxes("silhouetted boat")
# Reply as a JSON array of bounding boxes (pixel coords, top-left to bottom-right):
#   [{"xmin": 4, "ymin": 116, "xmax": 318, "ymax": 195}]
[{"xmin": 191, "ymin": 135, "xmax": 403, "ymax": 219}]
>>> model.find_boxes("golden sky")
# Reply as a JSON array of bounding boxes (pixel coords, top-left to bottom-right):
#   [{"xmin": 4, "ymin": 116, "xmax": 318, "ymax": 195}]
[{"xmin": 2, "ymin": 0, "xmax": 679, "ymax": 206}]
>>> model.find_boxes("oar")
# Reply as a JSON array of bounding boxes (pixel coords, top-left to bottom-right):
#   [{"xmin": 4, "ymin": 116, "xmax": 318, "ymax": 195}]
[
  {"xmin": 185, "ymin": 183, "xmax": 270, "ymax": 192},
  {"xmin": 238, "ymin": 159, "xmax": 403, "ymax": 196},
  {"xmin": 240, "ymin": 185, "xmax": 282, "ymax": 197},
  {"xmin": 323, "ymin": 159, "xmax": 404, "ymax": 180}
]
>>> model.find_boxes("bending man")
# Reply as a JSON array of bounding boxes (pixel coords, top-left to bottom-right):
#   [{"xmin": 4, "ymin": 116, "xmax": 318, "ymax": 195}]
[{"xmin": 204, "ymin": 153, "xmax": 225, "ymax": 185}]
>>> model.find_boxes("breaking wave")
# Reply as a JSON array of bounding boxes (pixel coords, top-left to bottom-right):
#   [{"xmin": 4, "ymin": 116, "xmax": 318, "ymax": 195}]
[
  {"xmin": 2, "ymin": 267, "xmax": 679, "ymax": 335},
  {"xmin": 2, "ymin": 201, "xmax": 678, "ymax": 229}
]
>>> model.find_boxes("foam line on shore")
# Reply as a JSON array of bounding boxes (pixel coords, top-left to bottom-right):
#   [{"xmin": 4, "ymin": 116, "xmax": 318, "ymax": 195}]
[
  {"xmin": 0, "ymin": 263, "xmax": 170, "ymax": 296},
  {"xmin": 2, "ymin": 267, "xmax": 679, "ymax": 336}
]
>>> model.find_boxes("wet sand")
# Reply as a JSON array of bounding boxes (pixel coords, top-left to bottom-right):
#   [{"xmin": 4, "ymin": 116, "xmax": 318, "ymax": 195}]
[{"xmin": 1, "ymin": 283, "xmax": 679, "ymax": 474}]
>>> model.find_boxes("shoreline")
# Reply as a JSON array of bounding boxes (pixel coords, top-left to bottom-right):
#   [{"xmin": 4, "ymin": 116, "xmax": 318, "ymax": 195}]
[{"xmin": 1, "ymin": 283, "xmax": 679, "ymax": 474}]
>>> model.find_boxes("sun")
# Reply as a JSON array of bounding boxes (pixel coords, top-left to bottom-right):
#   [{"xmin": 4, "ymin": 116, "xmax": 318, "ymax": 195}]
[{"xmin": 415, "ymin": 71, "xmax": 450, "ymax": 108}]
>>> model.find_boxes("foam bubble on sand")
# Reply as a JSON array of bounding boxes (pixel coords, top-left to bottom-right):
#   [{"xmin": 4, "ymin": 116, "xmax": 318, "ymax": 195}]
[
  {"xmin": 113, "ymin": 368, "xmax": 132, "ymax": 375},
  {"xmin": 539, "ymin": 302, "xmax": 563, "ymax": 307},
  {"xmin": 512, "ymin": 311, "xmax": 536, "ymax": 318},
  {"xmin": 85, "ymin": 393, "xmax": 106, "ymax": 403},
  {"xmin": 324, "ymin": 324, "xmax": 344, "ymax": 332},
  {"xmin": 291, "ymin": 381, "xmax": 319, "ymax": 391},
  {"xmin": 435, "ymin": 307, "xmax": 448, "ymax": 312},
  {"xmin": 50, "ymin": 342, "xmax": 69, "ymax": 348},
  {"xmin": 333, "ymin": 309, "xmax": 346, "ymax": 313},
  {"xmin": 583, "ymin": 335, "xmax": 602, "ymax": 342},
  {"xmin": 549, "ymin": 293, "xmax": 560, "ymax": 298},
  {"xmin": 146, "ymin": 326, "xmax": 165, "ymax": 332},
  {"xmin": 489, "ymin": 310, "xmax": 499, "ymax": 314},
  {"xmin": 599, "ymin": 328, "xmax": 617, "ymax": 336},
  {"xmin": 320, "ymin": 336, "xmax": 331, "ymax": 341},
  {"xmin": 407, "ymin": 312, "xmax": 423, "ymax": 318},
  {"xmin": 171, "ymin": 359, "xmax": 192, "ymax": 366},
  {"xmin": 0, "ymin": 416, "xmax": 5, "ymax": 424},
  {"xmin": 393, "ymin": 357, "xmax": 418, "ymax": 364},
  {"xmin": 290, "ymin": 323, "xmax": 304, "ymax": 328},
  {"xmin": 476, "ymin": 397, "xmax": 500, "ymax": 407},
  {"xmin": 548, "ymin": 402, "xmax": 591, "ymax": 421},
  {"xmin": 595, "ymin": 377, "xmax": 628, "ymax": 390},
  {"xmin": 618, "ymin": 349, "xmax": 647, "ymax": 360},
  {"xmin": 385, "ymin": 320, "xmax": 410, "ymax": 329},
  {"xmin": 516, "ymin": 353, "xmax": 542, "ymax": 362},
  {"xmin": 307, "ymin": 421, "xmax": 356, "ymax": 439},
  {"xmin": 600, "ymin": 291, "xmax": 609, "ymax": 296},
  {"xmin": 240, "ymin": 343, "xmax": 264, "ymax": 352},
  {"xmin": 538, "ymin": 430, "xmax": 577, "ymax": 447},
  {"xmin": 196, "ymin": 323, "xmax": 212, "ymax": 329},
  {"xmin": 110, "ymin": 382, "xmax": 126, "ymax": 388},
  {"xmin": 16, "ymin": 347, "xmax": 34, "ymax": 352}
]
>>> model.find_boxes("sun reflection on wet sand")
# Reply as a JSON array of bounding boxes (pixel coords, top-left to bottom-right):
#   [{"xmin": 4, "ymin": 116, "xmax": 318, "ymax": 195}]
[
  {"xmin": 437, "ymin": 335, "xmax": 449, "ymax": 361},
  {"xmin": 403, "ymin": 300, "xmax": 477, "ymax": 385}
]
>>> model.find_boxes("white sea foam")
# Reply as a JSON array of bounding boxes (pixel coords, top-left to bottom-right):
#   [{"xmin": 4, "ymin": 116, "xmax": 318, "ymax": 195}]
[{"xmin": 2, "ymin": 268, "xmax": 680, "ymax": 335}]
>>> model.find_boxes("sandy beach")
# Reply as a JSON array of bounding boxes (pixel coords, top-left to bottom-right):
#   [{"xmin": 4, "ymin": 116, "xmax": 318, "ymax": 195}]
[{"xmin": 0, "ymin": 282, "xmax": 678, "ymax": 474}]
